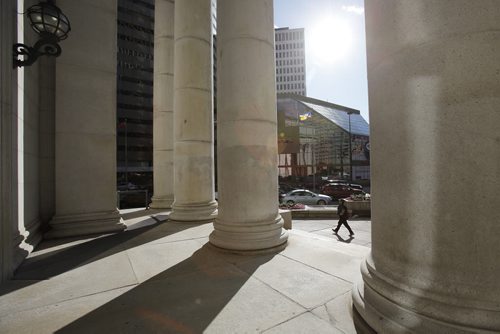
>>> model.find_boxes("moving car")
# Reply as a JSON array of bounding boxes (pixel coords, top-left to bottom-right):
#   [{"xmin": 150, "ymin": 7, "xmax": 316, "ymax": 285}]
[{"xmin": 281, "ymin": 189, "xmax": 332, "ymax": 206}]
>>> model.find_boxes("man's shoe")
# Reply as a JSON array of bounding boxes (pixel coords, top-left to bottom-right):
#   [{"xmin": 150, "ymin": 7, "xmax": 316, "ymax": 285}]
[{"xmin": 332, "ymin": 229, "xmax": 338, "ymax": 234}]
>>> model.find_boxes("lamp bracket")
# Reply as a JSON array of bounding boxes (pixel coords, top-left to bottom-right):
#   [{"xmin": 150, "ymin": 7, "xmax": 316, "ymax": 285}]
[{"xmin": 13, "ymin": 34, "xmax": 61, "ymax": 68}]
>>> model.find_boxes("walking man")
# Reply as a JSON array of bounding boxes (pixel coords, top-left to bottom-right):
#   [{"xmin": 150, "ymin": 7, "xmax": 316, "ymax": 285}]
[{"xmin": 333, "ymin": 199, "xmax": 354, "ymax": 235}]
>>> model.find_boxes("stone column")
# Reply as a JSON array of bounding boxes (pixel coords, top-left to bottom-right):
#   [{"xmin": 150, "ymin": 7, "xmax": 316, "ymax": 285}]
[
  {"xmin": 0, "ymin": 0, "xmax": 16, "ymax": 282},
  {"xmin": 150, "ymin": 0, "xmax": 175, "ymax": 209},
  {"xmin": 209, "ymin": 0, "xmax": 288, "ymax": 252},
  {"xmin": 47, "ymin": 0, "xmax": 125, "ymax": 238},
  {"xmin": 169, "ymin": 0, "xmax": 217, "ymax": 222},
  {"xmin": 353, "ymin": 1, "xmax": 500, "ymax": 332},
  {"xmin": 38, "ymin": 56, "xmax": 55, "ymax": 227},
  {"xmin": 14, "ymin": 0, "xmax": 44, "ymax": 265}
]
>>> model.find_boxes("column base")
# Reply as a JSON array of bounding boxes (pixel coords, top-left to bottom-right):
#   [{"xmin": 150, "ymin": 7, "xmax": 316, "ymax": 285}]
[
  {"xmin": 209, "ymin": 215, "xmax": 288, "ymax": 252},
  {"xmin": 169, "ymin": 200, "xmax": 218, "ymax": 222},
  {"xmin": 46, "ymin": 210, "xmax": 125, "ymax": 239},
  {"xmin": 352, "ymin": 259, "xmax": 500, "ymax": 333},
  {"xmin": 149, "ymin": 195, "xmax": 174, "ymax": 209},
  {"xmin": 24, "ymin": 218, "xmax": 44, "ymax": 246},
  {"xmin": 208, "ymin": 240, "xmax": 287, "ymax": 255},
  {"xmin": 13, "ymin": 219, "xmax": 43, "ymax": 270}
]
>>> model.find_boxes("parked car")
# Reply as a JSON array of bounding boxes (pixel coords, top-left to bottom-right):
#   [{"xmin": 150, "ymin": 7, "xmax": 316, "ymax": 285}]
[
  {"xmin": 281, "ymin": 189, "xmax": 332, "ymax": 206},
  {"xmin": 320, "ymin": 183, "xmax": 365, "ymax": 200},
  {"xmin": 279, "ymin": 183, "xmax": 297, "ymax": 194},
  {"xmin": 348, "ymin": 183, "xmax": 364, "ymax": 190},
  {"xmin": 322, "ymin": 179, "xmax": 363, "ymax": 190}
]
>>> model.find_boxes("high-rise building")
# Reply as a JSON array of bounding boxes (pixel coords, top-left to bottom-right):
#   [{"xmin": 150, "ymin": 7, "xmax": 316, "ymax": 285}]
[
  {"xmin": 116, "ymin": 0, "xmax": 155, "ymax": 189},
  {"xmin": 275, "ymin": 27, "xmax": 306, "ymax": 95}
]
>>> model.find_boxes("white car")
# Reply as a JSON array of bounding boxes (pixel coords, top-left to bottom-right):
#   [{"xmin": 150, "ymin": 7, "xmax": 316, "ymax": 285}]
[{"xmin": 281, "ymin": 189, "xmax": 332, "ymax": 206}]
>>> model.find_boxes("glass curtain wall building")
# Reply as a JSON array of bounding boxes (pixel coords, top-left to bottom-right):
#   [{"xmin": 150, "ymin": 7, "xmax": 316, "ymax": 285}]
[{"xmin": 277, "ymin": 94, "xmax": 370, "ymax": 184}]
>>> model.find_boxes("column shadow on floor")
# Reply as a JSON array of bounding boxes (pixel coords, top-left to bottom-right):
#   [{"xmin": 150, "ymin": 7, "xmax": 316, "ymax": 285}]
[
  {"xmin": 0, "ymin": 221, "xmax": 199, "ymax": 296},
  {"xmin": 55, "ymin": 244, "xmax": 276, "ymax": 334}
]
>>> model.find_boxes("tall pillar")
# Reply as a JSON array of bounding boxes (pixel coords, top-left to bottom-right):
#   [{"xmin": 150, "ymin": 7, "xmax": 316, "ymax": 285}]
[
  {"xmin": 47, "ymin": 0, "xmax": 125, "ymax": 238},
  {"xmin": 353, "ymin": 1, "xmax": 500, "ymax": 332},
  {"xmin": 150, "ymin": 0, "xmax": 175, "ymax": 209},
  {"xmin": 169, "ymin": 0, "xmax": 217, "ymax": 222},
  {"xmin": 15, "ymin": 0, "xmax": 44, "ymax": 265},
  {"xmin": 38, "ymin": 56, "xmax": 55, "ymax": 227},
  {"xmin": 209, "ymin": 0, "xmax": 288, "ymax": 251},
  {"xmin": 0, "ymin": 0, "xmax": 16, "ymax": 282}
]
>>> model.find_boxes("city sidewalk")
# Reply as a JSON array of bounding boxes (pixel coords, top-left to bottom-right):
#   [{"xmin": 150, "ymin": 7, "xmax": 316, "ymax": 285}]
[{"xmin": 0, "ymin": 210, "xmax": 372, "ymax": 333}]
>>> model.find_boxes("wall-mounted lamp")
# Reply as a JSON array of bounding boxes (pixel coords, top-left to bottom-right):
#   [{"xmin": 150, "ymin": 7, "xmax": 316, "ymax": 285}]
[{"xmin": 13, "ymin": 0, "xmax": 71, "ymax": 68}]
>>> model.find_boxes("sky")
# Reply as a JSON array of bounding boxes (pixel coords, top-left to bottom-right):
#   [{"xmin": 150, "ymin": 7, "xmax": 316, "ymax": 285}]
[{"xmin": 274, "ymin": 0, "xmax": 369, "ymax": 121}]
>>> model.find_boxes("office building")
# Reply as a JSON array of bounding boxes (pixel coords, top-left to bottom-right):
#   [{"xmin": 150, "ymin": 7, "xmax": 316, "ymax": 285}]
[
  {"xmin": 275, "ymin": 27, "xmax": 306, "ymax": 95},
  {"xmin": 116, "ymin": 0, "xmax": 155, "ymax": 191}
]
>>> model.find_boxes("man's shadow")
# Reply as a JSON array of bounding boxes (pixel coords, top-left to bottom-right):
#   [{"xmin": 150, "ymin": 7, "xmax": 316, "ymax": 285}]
[{"xmin": 333, "ymin": 233, "xmax": 354, "ymax": 244}]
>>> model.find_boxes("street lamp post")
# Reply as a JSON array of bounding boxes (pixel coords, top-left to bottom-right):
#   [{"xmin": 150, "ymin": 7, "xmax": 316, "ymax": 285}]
[
  {"xmin": 118, "ymin": 118, "xmax": 129, "ymax": 184},
  {"xmin": 312, "ymin": 139, "xmax": 316, "ymax": 192},
  {"xmin": 125, "ymin": 118, "xmax": 128, "ymax": 184},
  {"xmin": 348, "ymin": 111, "xmax": 353, "ymax": 183}
]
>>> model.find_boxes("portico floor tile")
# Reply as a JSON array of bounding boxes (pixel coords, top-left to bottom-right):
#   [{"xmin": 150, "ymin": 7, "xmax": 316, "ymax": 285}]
[{"xmin": 0, "ymin": 215, "xmax": 371, "ymax": 333}]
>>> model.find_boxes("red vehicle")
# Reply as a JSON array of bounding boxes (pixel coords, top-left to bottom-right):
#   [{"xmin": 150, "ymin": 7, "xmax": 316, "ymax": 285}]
[
  {"xmin": 320, "ymin": 183, "xmax": 364, "ymax": 200},
  {"xmin": 322, "ymin": 179, "xmax": 364, "ymax": 190}
]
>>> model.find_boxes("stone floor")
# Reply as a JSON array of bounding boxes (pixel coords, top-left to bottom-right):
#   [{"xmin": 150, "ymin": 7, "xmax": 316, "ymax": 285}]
[{"xmin": 0, "ymin": 210, "xmax": 371, "ymax": 333}]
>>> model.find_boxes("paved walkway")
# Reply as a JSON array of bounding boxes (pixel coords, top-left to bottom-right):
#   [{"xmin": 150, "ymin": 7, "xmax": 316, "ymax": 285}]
[
  {"xmin": 0, "ymin": 210, "xmax": 371, "ymax": 333},
  {"xmin": 292, "ymin": 218, "xmax": 372, "ymax": 248}
]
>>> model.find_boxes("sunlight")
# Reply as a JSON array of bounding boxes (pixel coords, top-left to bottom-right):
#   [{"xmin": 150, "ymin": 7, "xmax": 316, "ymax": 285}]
[{"xmin": 308, "ymin": 16, "xmax": 353, "ymax": 65}]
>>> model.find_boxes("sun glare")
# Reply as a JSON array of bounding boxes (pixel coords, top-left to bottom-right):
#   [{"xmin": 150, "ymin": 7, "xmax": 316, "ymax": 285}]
[{"xmin": 308, "ymin": 17, "xmax": 353, "ymax": 65}]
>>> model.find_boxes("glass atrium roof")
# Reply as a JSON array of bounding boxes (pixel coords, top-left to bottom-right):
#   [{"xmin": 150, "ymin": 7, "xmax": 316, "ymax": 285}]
[{"xmin": 299, "ymin": 101, "xmax": 370, "ymax": 136}]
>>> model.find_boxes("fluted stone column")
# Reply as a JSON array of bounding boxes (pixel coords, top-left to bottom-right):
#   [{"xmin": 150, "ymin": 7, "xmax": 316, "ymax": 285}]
[
  {"xmin": 353, "ymin": 1, "xmax": 500, "ymax": 332},
  {"xmin": 150, "ymin": 0, "xmax": 174, "ymax": 209},
  {"xmin": 47, "ymin": 0, "xmax": 125, "ymax": 238},
  {"xmin": 169, "ymin": 0, "xmax": 217, "ymax": 221},
  {"xmin": 209, "ymin": 0, "xmax": 288, "ymax": 252}
]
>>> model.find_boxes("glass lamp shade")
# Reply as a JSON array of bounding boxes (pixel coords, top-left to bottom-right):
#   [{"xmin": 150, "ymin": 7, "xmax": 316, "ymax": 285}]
[{"xmin": 27, "ymin": 2, "xmax": 71, "ymax": 41}]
